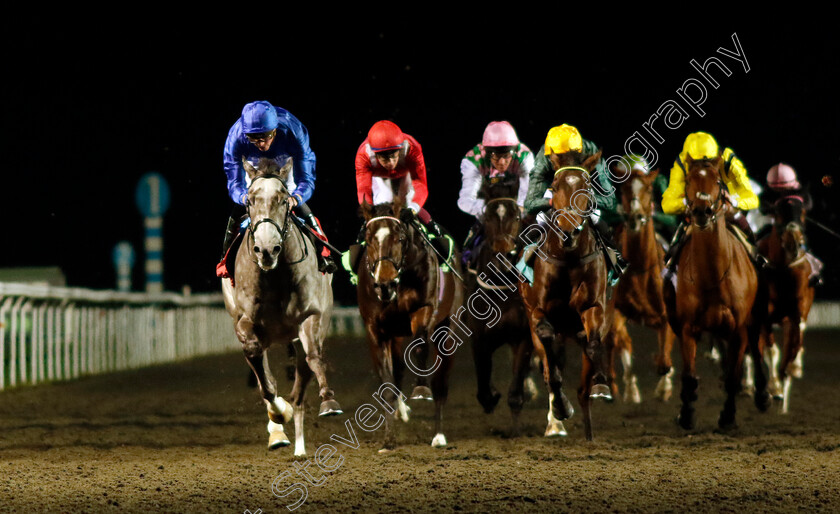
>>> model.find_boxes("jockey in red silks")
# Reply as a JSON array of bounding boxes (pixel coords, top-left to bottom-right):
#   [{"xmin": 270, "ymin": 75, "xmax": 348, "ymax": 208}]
[{"xmin": 354, "ymin": 120, "xmax": 444, "ymax": 240}]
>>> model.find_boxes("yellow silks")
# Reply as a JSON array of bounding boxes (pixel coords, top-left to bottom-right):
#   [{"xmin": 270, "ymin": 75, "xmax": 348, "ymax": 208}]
[
  {"xmin": 544, "ymin": 124, "xmax": 583, "ymax": 154},
  {"xmin": 662, "ymin": 133, "xmax": 759, "ymax": 214}
]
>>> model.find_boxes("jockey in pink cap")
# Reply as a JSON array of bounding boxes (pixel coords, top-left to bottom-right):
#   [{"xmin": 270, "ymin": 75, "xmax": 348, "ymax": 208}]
[
  {"xmin": 458, "ymin": 121, "xmax": 534, "ymax": 267},
  {"xmin": 757, "ymin": 163, "xmax": 823, "ymax": 284}
]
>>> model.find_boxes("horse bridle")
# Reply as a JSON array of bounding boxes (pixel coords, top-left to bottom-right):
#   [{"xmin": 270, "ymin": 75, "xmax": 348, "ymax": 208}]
[
  {"xmin": 245, "ymin": 174, "xmax": 305, "ymax": 265},
  {"xmin": 365, "ymin": 216, "xmax": 408, "ymax": 279},
  {"xmin": 550, "ymin": 166, "xmax": 592, "ymax": 244},
  {"xmin": 686, "ymin": 178, "xmax": 726, "ymax": 228}
]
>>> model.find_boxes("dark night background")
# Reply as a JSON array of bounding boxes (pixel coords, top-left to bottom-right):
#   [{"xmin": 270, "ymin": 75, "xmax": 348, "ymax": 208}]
[{"xmin": 4, "ymin": 23, "xmax": 838, "ymax": 305}]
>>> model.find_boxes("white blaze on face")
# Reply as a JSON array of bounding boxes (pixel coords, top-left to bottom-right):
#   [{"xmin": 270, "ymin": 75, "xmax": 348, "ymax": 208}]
[
  {"xmin": 631, "ymin": 178, "xmax": 644, "ymax": 213},
  {"xmin": 496, "ymin": 203, "xmax": 506, "ymax": 221},
  {"xmin": 565, "ymin": 175, "xmax": 581, "ymax": 186},
  {"xmin": 374, "ymin": 226, "xmax": 391, "ymax": 281}
]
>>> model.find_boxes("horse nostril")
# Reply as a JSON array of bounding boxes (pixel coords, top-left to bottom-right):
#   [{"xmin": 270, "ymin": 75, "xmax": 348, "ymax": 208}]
[
  {"xmin": 273, "ymin": 245, "xmax": 281, "ymax": 253},
  {"xmin": 253, "ymin": 246, "xmax": 261, "ymax": 254}
]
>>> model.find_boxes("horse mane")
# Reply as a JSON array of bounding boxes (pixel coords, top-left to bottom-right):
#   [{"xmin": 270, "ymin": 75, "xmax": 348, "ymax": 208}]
[{"xmin": 242, "ymin": 157, "xmax": 293, "ymax": 181}]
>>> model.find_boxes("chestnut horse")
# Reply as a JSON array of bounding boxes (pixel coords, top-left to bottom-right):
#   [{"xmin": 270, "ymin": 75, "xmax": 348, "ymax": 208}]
[
  {"xmin": 613, "ymin": 167, "xmax": 677, "ymax": 402},
  {"xmin": 221, "ymin": 158, "xmax": 342, "ymax": 456},
  {"xmin": 465, "ymin": 178, "xmax": 537, "ymax": 436},
  {"xmin": 757, "ymin": 196, "xmax": 815, "ymax": 414},
  {"xmin": 663, "ymin": 155, "xmax": 770, "ymax": 430},
  {"xmin": 357, "ymin": 197, "xmax": 465, "ymax": 452},
  {"xmin": 520, "ymin": 150, "xmax": 616, "ymax": 441}
]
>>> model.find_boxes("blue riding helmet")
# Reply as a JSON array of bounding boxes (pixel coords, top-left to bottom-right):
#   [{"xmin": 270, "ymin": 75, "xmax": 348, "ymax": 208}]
[{"xmin": 241, "ymin": 101, "xmax": 279, "ymax": 134}]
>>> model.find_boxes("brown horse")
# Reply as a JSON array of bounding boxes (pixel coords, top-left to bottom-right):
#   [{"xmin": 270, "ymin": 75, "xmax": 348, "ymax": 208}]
[
  {"xmin": 357, "ymin": 196, "xmax": 465, "ymax": 451},
  {"xmin": 613, "ymin": 167, "xmax": 677, "ymax": 402},
  {"xmin": 465, "ymin": 178, "xmax": 536, "ymax": 436},
  {"xmin": 221, "ymin": 158, "xmax": 341, "ymax": 457},
  {"xmin": 663, "ymin": 155, "xmax": 770, "ymax": 430},
  {"xmin": 757, "ymin": 196, "xmax": 815, "ymax": 414},
  {"xmin": 520, "ymin": 150, "xmax": 616, "ymax": 441}
]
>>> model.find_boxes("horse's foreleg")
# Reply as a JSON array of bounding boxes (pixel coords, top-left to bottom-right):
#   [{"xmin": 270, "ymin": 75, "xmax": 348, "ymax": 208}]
[
  {"xmin": 237, "ymin": 318, "xmax": 292, "ymax": 450},
  {"xmin": 577, "ymin": 350, "xmax": 595, "ymax": 441},
  {"xmin": 376, "ymin": 342, "xmax": 399, "ymax": 452},
  {"xmin": 749, "ymin": 321, "xmax": 771, "ymax": 414},
  {"xmin": 430, "ymin": 351, "xmax": 453, "ymax": 448},
  {"xmin": 299, "ymin": 317, "xmax": 342, "ymax": 417},
  {"xmin": 507, "ymin": 338, "xmax": 532, "ymax": 436},
  {"xmin": 780, "ymin": 318, "xmax": 804, "ymax": 414},
  {"xmin": 654, "ymin": 324, "xmax": 676, "ymax": 402},
  {"xmin": 471, "ymin": 332, "xmax": 501, "ymax": 414},
  {"xmin": 528, "ymin": 312, "xmax": 573, "ymax": 421},
  {"xmin": 580, "ymin": 307, "xmax": 611, "ymax": 401},
  {"xmin": 288, "ymin": 339, "xmax": 314, "ymax": 457},
  {"xmin": 762, "ymin": 326, "xmax": 782, "ymax": 400},
  {"xmin": 719, "ymin": 327, "xmax": 750, "ymax": 429},
  {"xmin": 408, "ymin": 308, "xmax": 434, "ymax": 400},
  {"xmin": 677, "ymin": 326, "xmax": 699, "ymax": 430}
]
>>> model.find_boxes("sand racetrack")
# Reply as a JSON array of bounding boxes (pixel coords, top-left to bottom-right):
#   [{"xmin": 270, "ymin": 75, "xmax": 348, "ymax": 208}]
[{"xmin": 1, "ymin": 326, "xmax": 839, "ymax": 513}]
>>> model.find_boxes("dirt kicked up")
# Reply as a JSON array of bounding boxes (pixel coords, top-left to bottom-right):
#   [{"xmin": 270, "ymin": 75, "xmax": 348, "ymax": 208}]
[{"xmin": 1, "ymin": 326, "xmax": 839, "ymax": 513}]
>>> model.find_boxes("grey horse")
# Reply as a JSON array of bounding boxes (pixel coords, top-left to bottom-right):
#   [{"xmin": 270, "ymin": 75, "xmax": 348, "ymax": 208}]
[{"xmin": 222, "ymin": 157, "xmax": 341, "ymax": 456}]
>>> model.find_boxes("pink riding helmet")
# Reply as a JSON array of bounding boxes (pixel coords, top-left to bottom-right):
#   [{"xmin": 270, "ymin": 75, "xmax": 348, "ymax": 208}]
[
  {"xmin": 482, "ymin": 121, "xmax": 519, "ymax": 147},
  {"xmin": 767, "ymin": 163, "xmax": 800, "ymax": 190}
]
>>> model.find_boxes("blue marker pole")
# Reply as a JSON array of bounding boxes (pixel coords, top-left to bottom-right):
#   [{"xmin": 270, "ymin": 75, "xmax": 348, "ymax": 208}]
[
  {"xmin": 136, "ymin": 173, "xmax": 171, "ymax": 294},
  {"xmin": 112, "ymin": 241, "xmax": 135, "ymax": 292}
]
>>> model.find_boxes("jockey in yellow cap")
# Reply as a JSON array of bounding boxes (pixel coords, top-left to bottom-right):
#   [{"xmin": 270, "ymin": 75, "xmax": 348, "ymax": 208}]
[{"xmin": 662, "ymin": 131, "xmax": 764, "ymax": 270}]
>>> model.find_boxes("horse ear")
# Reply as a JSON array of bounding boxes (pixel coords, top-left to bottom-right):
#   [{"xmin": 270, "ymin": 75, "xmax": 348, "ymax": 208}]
[
  {"xmin": 279, "ymin": 157, "xmax": 293, "ymax": 180},
  {"xmin": 582, "ymin": 150, "xmax": 603, "ymax": 171},
  {"xmin": 711, "ymin": 155, "xmax": 723, "ymax": 170},
  {"xmin": 361, "ymin": 199, "xmax": 373, "ymax": 221},
  {"xmin": 647, "ymin": 168, "xmax": 660, "ymax": 182},
  {"xmin": 392, "ymin": 195, "xmax": 404, "ymax": 217},
  {"xmin": 243, "ymin": 159, "xmax": 257, "ymax": 180},
  {"xmin": 685, "ymin": 154, "xmax": 695, "ymax": 168}
]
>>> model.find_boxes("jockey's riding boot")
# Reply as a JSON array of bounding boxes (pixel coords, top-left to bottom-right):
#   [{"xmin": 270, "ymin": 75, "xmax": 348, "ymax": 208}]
[
  {"xmin": 729, "ymin": 211, "xmax": 768, "ymax": 269},
  {"xmin": 462, "ymin": 221, "xmax": 482, "ymax": 269},
  {"xmin": 592, "ymin": 217, "xmax": 627, "ymax": 286},
  {"xmin": 309, "ymin": 215, "xmax": 337, "ymax": 274},
  {"xmin": 216, "ymin": 216, "xmax": 240, "ymax": 279},
  {"xmin": 664, "ymin": 220, "xmax": 688, "ymax": 271},
  {"xmin": 220, "ymin": 216, "xmax": 239, "ymax": 260},
  {"xmin": 296, "ymin": 203, "xmax": 336, "ymax": 274}
]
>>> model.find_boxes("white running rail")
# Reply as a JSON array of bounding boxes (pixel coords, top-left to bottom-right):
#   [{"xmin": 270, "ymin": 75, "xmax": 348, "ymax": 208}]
[{"xmin": 0, "ymin": 282, "xmax": 365, "ymax": 391}]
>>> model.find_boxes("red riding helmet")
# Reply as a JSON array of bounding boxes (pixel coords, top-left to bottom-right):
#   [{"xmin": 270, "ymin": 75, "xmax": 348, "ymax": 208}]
[{"xmin": 368, "ymin": 120, "xmax": 404, "ymax": 152}]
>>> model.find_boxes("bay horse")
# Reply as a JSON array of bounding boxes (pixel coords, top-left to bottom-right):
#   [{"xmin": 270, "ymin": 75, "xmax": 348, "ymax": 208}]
[
  {"xmin": 222, "ymin": 157, "xmax": 341, "ymax": 456},
  {"xmin": 663, "ymin": 155, "xmax": 770, "ymax": 430},
  {"xmin": 613, "ymin": 167, "xmax": 677, "ymax": 402},
  {"xmin": 465, "ymin": 177, "xmax": 537, "ymax": 436},
  {"xmin": 757, "ymin": 196, "xmax": 816, "ymax": 414},
  {"xmin": 520, "ymin": 150, "xmax": 616, "ymax": 441},
  {"xmin": 357, "ymin": 196, "xmax": 465, "ymax": 452}
]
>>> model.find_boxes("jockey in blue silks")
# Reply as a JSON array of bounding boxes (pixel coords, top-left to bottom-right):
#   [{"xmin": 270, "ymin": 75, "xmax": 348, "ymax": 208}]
[{"xmin": 217, "ymin": 100, "xmax": 337, "ymax": 276}]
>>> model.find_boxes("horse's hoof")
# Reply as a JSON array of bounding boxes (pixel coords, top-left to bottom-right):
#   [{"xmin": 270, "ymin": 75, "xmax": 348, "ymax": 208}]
[
  {"xmin": 677, "ymin": 412, "xmax": 695, "ymax": 430},
  {"xmin": 544, "ymin": 421, "xmax": 568, "ymax": 438},
  {"xmin": 410, "ymin": 386, "xmax": 434, "ymax": 401},
  {"xmin": 739, "ymin": 386, "xmax": 755, "ymax": 398},
  {"xmin": 590, "ymin": 383, "xmax": 613, "ymax": 401},
  {"xmin": 431, "ymin": 433, "xmax": 448, "ymax": 448},
  {"xmin": 267, "ymin": 421, "xmax": 290, "ymax": 451},
  {"xmin": 789, "ymin": 363, "xmax": 803, "ymax": 379},
  {"xmin": 623, "ymin": 383, "xmax": 642, "ymax": 404},
  {"xmin": 478, "ymin": 390, "xmax": 502, "ymax": 414},
  {"xmin": 754, "ymin": 391, "xmax": 772, "ymax": 413},
  {"xmin": 718, "ymin": 412, "xmax": 737, "ymax": 430},
  {"xmin": 319, "ymin": 399, "xmax": 343, "ymax": 417},
  {"xmin": 377, "ymin": 447, "xmax": 396, "ymax": 454}
]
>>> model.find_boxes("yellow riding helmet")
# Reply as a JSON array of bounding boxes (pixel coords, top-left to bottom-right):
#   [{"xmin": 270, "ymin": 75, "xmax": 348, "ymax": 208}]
[
  {"xmin": 683, "ymin": 132, "xmax": 720, "ymax": 160},
  {"xmin": 544, "ymin": 124, "xmax": 583, "ymax": 155}
]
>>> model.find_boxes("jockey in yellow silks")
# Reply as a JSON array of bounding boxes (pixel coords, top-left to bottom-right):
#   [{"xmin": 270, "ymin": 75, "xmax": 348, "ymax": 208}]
[
  {"xmin": 662, "ymin": 132, "xmax": 758, "ymax": 214},
  {"xmin": 663, "ymin": 131, "xmax": 764, "ymax": 270}
]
